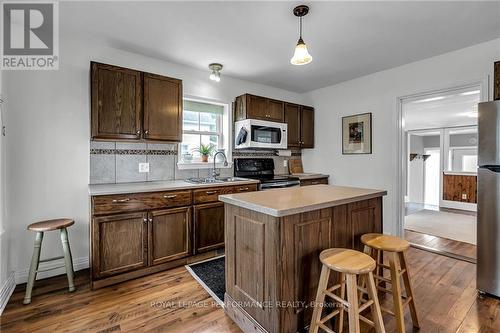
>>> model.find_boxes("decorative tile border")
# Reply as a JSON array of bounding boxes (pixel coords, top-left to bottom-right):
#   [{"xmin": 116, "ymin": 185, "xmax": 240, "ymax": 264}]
[{"xmin": 91, "ymin": 149, "xmax": 177, "ymax": 155}]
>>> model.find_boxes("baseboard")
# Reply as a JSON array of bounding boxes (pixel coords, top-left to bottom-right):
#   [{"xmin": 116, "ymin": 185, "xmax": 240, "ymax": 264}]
[
  {"xmin": 0, "ymin": 271, "xmax": 15, "ymax": 315},
  {"xmin": 14, "ymin": 257, "xmax": 89, "ymax": 285},
  {"xmin": 441, "ymin": 200, "xmax": 477, "ymax": 212}
]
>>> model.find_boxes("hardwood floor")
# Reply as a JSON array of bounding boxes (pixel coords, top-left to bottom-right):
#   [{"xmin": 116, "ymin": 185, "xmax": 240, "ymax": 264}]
[
  {"xmin": 1, "ymin": 248, "xmax": 498, "ymax": 333},
  {"xmin": 405, "ymin": 229, "xmax": 477, "ymax": 260}
]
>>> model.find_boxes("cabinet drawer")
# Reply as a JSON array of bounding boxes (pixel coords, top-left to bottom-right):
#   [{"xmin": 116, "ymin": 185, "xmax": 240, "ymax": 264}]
[
  {"xmin": 232, "ymin": 184, "xmax": 258, "ymax": 193},
  {"xmin": 300, "ymin": 178, "xmax": 328, "ymax": 187},
  {"xmin": 193, "ymin": 186, "xmax": 235, "ymax": 204},
  {"xmin": 92, "ymin": 190, "xmax": 192, "ymax": 215}
]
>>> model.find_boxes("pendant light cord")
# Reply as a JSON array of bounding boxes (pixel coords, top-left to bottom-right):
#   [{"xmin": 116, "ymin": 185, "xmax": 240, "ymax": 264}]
[{"xmin": 299, "ymin": 16, "xmax": 303, "ymax": 39}]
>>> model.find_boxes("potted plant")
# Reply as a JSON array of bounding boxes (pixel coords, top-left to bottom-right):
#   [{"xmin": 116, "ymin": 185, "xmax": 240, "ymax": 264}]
[{"xmin": 193, "ymin": 144, "xmax": 216, "ymax": 162}]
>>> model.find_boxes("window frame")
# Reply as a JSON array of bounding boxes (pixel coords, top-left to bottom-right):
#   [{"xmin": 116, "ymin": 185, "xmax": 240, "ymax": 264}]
[{"xmin": 177, "ymin": 97, "xmax": 231, "ymax": 169}]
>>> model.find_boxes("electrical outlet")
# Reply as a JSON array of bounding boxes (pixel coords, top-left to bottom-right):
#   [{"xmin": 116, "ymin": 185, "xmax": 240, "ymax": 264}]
[
  {"xmin": 139, "ymin": 163, "xmax": 150, "ymax": 173},
  {"xmin": 283, "ymin": 160, "xmax": 288, "ymax": 168},
  {"xmin": 461, "ymin": 193, "xmax": 467, "ymax": 200}
]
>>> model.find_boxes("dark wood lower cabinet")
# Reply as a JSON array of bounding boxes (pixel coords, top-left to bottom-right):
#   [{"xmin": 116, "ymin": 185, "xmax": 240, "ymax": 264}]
[
  {"xmin": 91, "ymin": 212, "xmax": 148, "ymax": 279},
  {"xmin": 149, "ymin": 207, "xmax": 191, "ymax": 265},
  {"xmin": 194, "ymin": 202, "xmax": 225, "ymax": 253}
]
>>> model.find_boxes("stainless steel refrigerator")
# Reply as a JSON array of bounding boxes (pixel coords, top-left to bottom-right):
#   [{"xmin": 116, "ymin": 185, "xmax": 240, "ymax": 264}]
[{"xmin": 477, "ymin": 100, "xmax": 500, "ymax": 297}]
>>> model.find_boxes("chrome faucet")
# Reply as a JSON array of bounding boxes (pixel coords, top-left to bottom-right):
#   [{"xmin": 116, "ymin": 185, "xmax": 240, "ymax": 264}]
[{"xmin": 211, "ymin": 151, "xmax": 229, "ymax": 180}]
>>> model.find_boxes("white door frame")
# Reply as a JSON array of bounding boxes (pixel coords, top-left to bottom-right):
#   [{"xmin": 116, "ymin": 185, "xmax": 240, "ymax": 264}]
[{"xmin": 395, "ymin": 79, "xmax": 488, "ymax": 238}]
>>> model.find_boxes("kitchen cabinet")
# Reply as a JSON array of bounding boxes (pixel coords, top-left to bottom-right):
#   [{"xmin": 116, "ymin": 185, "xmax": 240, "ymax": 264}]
[
  {"xmin": 91, "ymin": 63, "xmax": 142, "ymax": 140},
  {"xmin": 91, "ymin": 212, "xmax": 148, "ymax": 278},
  {"xmin": 90, "ymin": 183, "xmax": 257, "ymax": 289},
  {"xmin": 91, "ymin": 62, "xmax": 183, "ymax": 142},
  {"xmin": 194, "ymin": 202, "xmax": 225, "ymax": 253},
  {"xmin": 149, "ymin": 207, "xmax": 191, "ymax": 265},
  {"xmin": 143, "ymin": 73, "xmax": 183, "ymax": 141},
  {"xmin": 235, "ymin": 94, "xmax": 284, "ymax": 122},
  {"xmin": 300, "ymin": 177, "xmax": 328, "ymax": 186},
  {"xmin": 284, "ymin": 103, "xmax": 315, "ymax": 148}
]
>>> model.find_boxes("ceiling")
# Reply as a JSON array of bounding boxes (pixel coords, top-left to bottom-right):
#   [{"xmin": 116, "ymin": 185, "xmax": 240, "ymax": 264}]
[
  {"xmin": 403, "ymin": 87, "xmax": 480, "ymax": 131},
  {"xmin": 60, "ymin": 1, "xmax": 500, "ymax": 93}
]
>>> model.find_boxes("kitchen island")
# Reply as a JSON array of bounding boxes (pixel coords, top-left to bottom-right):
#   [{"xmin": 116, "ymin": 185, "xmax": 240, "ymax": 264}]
[{"xmin": 219, "ymin": 185, "xmax": 387, "ymax": 333}]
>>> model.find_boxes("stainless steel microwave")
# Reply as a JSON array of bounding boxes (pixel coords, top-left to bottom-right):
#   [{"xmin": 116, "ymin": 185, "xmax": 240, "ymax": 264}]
[{"xmin": 234, "ymin": 119, "xmax": 287, "ymax": 149}]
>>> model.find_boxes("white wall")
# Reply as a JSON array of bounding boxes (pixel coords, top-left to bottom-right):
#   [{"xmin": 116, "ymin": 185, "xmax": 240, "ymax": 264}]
[
  {"xmin": 303, "ymin": 38, "xmax": 500, "ymax": 235},
  {"xmin": 3, "ymin": 33, "xmax": 310, "ymax": 283},
  {"xmin": 408, "ymin": 135, "xmax": 424, "ymax": 203}
]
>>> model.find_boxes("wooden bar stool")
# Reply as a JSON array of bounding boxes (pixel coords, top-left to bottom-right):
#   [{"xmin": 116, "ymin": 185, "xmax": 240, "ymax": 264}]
[
  {"xmin": 23, "ymin": 218, "xmax": 76, "ymax": 304},
  {"xmin": 361, "ymin": 233, "xmax": 420, "ymax": 333},
  {"xmin": 310, "ymin": 248, "xmax": 386, "ymax": 333}
]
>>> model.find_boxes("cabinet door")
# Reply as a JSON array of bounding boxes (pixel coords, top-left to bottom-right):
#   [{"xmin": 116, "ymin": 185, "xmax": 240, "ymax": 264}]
[
  {"xmin": 285, "ymin": 103, "xmax": 301, "ymax": 147},
  {"xmin": 348, "ymin": 197, "xmax": 382, "ymax": 251},
  {"xmin": 91, "ymin": 62, "xmax": 142, "ymax": 140},
  {"xmin": 246, "ymin": 95, "xmax": 269, "ymax": 120},
  {"xmin": 301, "ymin": 106, "xmax": 314, "ymax": 148},
  {"xmin": 149, "ymin": 207, "xmax": 191, "ymax": 265},
  {"xmin": 267, "ymin": 99, "xmax": 285, "ymax": 122},
  {"xmin": 91, "ymin": 212, "xmax": 148, "ymax": 279},
  {"xmin": 143, "ymin": 73, "xmax": 183, "ymax": 142},
  {"xmin": 494, "ymin": 61, "xmax": 500, "ymax": 101},
  {"xmin": 194, "ymin": 202, "xmax": 225, "ymax": 253}
]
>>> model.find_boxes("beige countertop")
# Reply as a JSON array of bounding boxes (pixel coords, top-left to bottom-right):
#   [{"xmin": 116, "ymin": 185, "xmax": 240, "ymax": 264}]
[
  {"xmin": 89, "ymin": 178, "xmax": 260, "ymax": 196},
  {"xmin": 219, "ymin": 184, "xmax": 386, "ymax": 217},
  {"xmin": 289, "ymin": 173, "xmax": 329, "ymax": 180}
]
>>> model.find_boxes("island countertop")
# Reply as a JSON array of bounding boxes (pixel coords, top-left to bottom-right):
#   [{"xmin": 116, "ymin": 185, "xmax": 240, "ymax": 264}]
[{"xmin": 219, "ymin": 184, "xmax": 387, "ymax": 217}]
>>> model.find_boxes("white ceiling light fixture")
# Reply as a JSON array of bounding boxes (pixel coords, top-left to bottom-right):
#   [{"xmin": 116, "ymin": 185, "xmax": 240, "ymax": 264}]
[
  {"xmin": 290, "ymin": 5, "xmax": 313, "ymax": 66},
  {"xmin": 208, "ymin": 63, "xmax": 223, "ymax": 82}
]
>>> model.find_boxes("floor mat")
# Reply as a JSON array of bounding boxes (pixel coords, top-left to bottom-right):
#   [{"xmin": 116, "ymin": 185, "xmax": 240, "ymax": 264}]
[{"xmin": 185, "ymin": 256, "xmax": 225, "ymax": 306}]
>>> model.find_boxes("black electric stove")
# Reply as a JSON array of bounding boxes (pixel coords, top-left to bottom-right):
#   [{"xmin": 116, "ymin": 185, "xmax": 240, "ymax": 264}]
[{"xmin": 234, "ymin": 158, "xmax": 300, "ymax": 190}]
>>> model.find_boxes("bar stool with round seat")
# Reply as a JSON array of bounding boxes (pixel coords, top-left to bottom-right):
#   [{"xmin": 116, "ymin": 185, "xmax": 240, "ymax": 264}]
[
  {"xmin": 361, "ymin": 233, "xmax": 419, "ymax": 333},
  {"xmin": 309, "ymin": 248, "xmax": 386, "ymax": 333},
  {"xmin": 23, "ymin": 218, "xmax": 76, "ymax": 304}
]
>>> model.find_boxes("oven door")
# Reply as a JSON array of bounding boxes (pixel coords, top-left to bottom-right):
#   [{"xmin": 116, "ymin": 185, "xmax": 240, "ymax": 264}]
[
  {"xmin": 235, "ymin": 119, "xmax": 287, "ymax": 149},
  {"xmin": 259, "ymin": 180, "xmax": 300, "ymax": 190}
]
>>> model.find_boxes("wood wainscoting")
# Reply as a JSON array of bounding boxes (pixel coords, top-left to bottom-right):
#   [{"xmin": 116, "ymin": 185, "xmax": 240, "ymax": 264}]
[{"xmin": 443, "ymin": 173, "xmax": 477, "ymax": 203}]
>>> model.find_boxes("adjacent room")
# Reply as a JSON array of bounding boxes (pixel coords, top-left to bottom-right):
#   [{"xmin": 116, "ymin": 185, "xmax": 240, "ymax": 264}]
[{"xmin": 403, "ymin": 86, "xmax": 480, "ymax": 259}]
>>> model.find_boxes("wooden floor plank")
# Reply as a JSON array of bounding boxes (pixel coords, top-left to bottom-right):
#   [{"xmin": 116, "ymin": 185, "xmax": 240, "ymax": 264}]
[
  {"xmin": 1, "ymin": 248, "xmax": 498, "ymax": 333},
  {"xmin": 405, "ymin": 230, "xmax": 477, "ymax": 260}
]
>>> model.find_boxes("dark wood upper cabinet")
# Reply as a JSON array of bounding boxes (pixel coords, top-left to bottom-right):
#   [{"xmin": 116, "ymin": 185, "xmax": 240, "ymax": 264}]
[
  {"xmin": 148, "ymin": 207, "xmax": 191, "ymax": 266},
  {"xmin": 285, "ymin": 103, "xmax": 301, "ymax": 147},
  {"xmin": 284, "ymin": 103, "xmax": 314, "ymax": 148},
  {"xmin": 267, "ymin": 99, "xmax": 285, "ymax": 122},
  {"xmin": 91, "ymin": 62, "xmax": 142, "ymax": 140},
  {"xmin": 194, "ymin": 202, "xmax": 225, "ymax": 254},
  {"xmin": 235, "ymin": 94, "xmax": 285, "ymax": 122},
  {"xmin": 143, "ymin": 73, "xmax": 183, "ymax": 142},
  {"xmin": 494, "ymin": 61, "xmax": 500, "ymax": 101},
  {"xmin": 91, "ymin": 212, "xmax": 148, "ymax": 279},
  {"xmin": 91, "ymin": 62, "xmax": 183, "ymax": 142},
  {"xmin": 301, "ymin": 106, "xmax": 314, "ymax": 148}
]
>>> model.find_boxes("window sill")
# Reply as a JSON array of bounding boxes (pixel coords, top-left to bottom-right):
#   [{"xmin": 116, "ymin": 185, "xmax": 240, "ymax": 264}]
[{"xmin": 177, "ymin": 161, "xmax": 233, "ymax": 170}]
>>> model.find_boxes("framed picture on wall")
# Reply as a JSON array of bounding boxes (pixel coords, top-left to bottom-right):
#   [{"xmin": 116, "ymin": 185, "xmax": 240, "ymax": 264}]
[{"xmin": 342, "ymin": 112, "xmax": 372, "ymax": 154}]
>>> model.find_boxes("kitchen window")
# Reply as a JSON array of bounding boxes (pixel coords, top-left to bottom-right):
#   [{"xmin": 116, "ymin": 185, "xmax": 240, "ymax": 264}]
[{"xmin": 178, "ymin": 98, "xmax": 230, "ymax": 168}]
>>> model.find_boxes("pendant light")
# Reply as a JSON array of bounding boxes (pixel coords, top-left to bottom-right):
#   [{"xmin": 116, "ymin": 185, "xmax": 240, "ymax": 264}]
[
  {"xmin": 208, "ymin": 63, "xmax": 223, "ymax": 82},
  {"xmin": 290, "ymin": 5, "xmax": 312, "ymax": 66}
]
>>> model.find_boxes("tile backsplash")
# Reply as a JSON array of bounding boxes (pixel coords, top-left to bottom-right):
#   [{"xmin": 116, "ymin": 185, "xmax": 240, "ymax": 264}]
[{"xmin": 90, "ymin": 141, "xmax": 301, "ymax": 184}]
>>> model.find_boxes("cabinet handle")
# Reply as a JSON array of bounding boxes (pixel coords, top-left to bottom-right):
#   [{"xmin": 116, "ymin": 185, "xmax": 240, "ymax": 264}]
[
  {"xmin": 149, "ymin": 218, "xmax": 153, "ymax": 223},
  {"xmin": 136, "ymin": 130, "xmax": 140, "ymax": 135},
  {"xmin": 238, "ymin": 187, "xmax": 249, "ymax": 191},
  {"xmin": 164, "ymin": 194, "xmax": 177, "ymax": 199},
  {"xmin": 206, "ymin": 191, "xmax": 218, "ymax": 195},
  {"xmin": 143, "ymin": 218, "xmax": 148, "ymax": 222},
  {"xmin": 311, "ymin": 181, "xmax": 319, "ymax": 185},
  {"xmin": 145, "ymin": 130, "xmax": 149, "ymax": 134},
  {"xmin": 112, "ymin": 198, "xmax": 130, "ymax": 203}
]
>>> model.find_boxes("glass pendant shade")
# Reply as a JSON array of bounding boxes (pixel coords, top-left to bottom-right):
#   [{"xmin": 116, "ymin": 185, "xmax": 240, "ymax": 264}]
[{"xmin": 290, "ymin": 38, "xmax": 312, "ymax": 65}]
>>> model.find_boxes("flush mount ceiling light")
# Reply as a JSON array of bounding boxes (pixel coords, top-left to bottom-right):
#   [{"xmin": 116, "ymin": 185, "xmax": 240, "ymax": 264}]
[
  {"xmin": 208, "ymin": 63, "xmax": 223, "ymax": 82},
  {"xmin": 290, "ymin": 5, "xmax": 313, "ymax": 66}
]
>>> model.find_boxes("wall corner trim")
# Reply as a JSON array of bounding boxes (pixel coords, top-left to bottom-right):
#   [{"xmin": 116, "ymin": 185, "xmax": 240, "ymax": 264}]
[{"xmin": 0, "ymin": 271, "xmax": 15, "ymax": 315}]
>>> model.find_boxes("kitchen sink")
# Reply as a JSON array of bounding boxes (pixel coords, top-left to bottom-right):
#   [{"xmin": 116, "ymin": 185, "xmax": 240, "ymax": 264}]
[{"xmin": 185, "ymin": 177, "xmax": 247, "ymax": 184}]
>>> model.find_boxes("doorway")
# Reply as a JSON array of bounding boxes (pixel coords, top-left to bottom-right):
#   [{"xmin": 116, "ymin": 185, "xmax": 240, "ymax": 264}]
[{"xmin": 399, "ymin": 83, "xmax": 484, "ymax": 261}]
